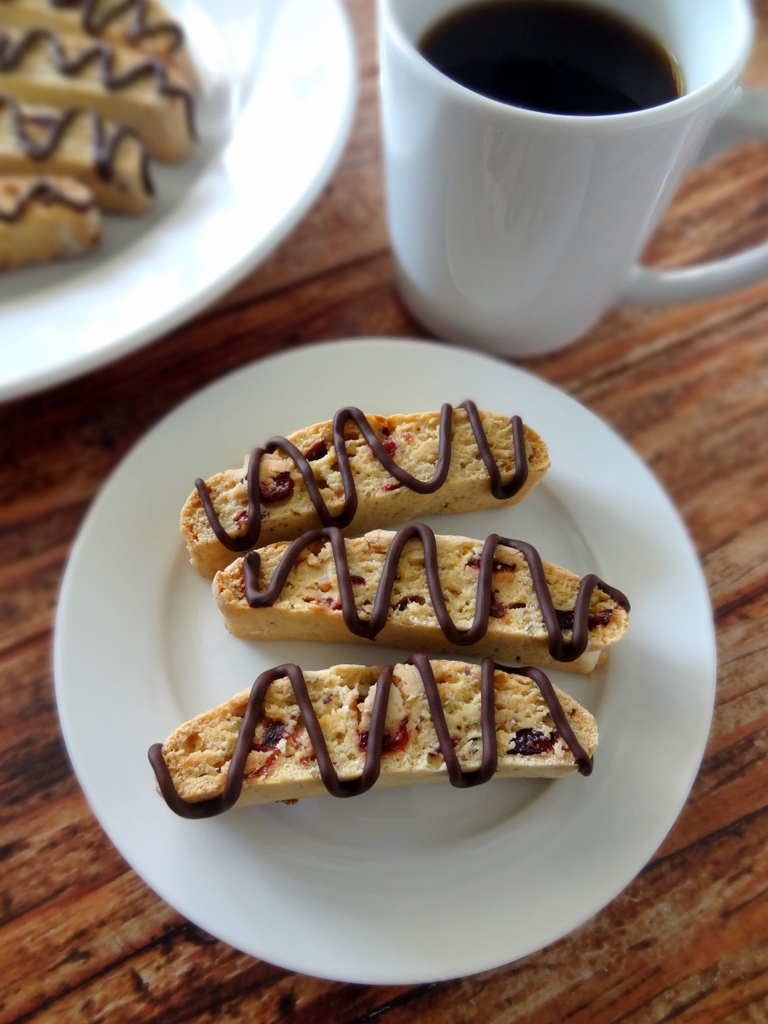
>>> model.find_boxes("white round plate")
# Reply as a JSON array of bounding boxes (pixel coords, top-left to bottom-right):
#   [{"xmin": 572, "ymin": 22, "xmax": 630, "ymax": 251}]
[
  {"xmin": 55, "ymin": 339, "xmax": 716, "ymax": 984},
  {"xmin": 0, "ymin": 0, "xmax": 356, "ymax": 403}
]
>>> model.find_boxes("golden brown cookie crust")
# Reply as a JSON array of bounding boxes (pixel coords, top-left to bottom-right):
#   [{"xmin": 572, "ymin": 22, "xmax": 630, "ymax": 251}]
[
  {"xmin": 212, "ymin": 529, "xmax": 628, "ymax": 675},
  {"xmin": 158, "ymin": 659, "xmax": 598, "ymax": 807},
  {"xmin": 0, "ymin": 173, "xmax": 101, "ymax": 267},
  {"xmin": 0, "ymin": 0, "xmax": 198, "ymax": 86},
  {"xmin": 0, "ymin": 98, "xmax": 153, "ymax": 213},
  {"xmin": 0, "ymin": 26, "xmax": 193, "ymax": 162},
  {"xmin": 182, "ymin": 407, "xmax": 551, "ymax": 578}
]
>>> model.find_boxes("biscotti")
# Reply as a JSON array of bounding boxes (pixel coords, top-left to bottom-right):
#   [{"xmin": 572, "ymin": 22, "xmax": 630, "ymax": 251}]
[
  {"xmin": 0, "ymin": 97, "xmax": 153, "ymax": 213},
  {"xmin": 0, "ymin": 0, "xmax": 198, "ymax": 87},
  {"xmin": 183, "ymin": 401, "xmax": 551, "ymax": 579},
  {"xmin": 0, "ymin": 27, "xmax": 194, "ymax": 162},
  {"xmin": 149, "ymin": 658, "xmax": 598, "ymax": 811},
  {"xmin": 212, "ymin": 525, "xmax": 630, "ymax": 674},
  {"xmin": 0, "ymin": 173, "xmax": 100, "ymax": 267}
]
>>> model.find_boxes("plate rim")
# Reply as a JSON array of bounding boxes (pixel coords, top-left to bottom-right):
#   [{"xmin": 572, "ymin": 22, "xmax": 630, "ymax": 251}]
[
  {"xmin": 53, "ymin": 337, "xmax": 717, "ymax": 983},
  {"xmin": 0, "ymin": 0, "xmax": 357, "ymax": 404}
]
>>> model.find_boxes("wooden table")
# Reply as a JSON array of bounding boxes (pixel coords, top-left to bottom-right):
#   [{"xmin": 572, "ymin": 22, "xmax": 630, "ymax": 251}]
[{"xmin": 2, "ymin": 1, "xmax": 768, "ymax": 1020}]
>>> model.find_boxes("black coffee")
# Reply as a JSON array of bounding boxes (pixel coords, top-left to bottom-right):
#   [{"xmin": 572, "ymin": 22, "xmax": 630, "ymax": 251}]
[{"xmin": 419, "ymin": 1, "xmax": 682, "ymax": 116}]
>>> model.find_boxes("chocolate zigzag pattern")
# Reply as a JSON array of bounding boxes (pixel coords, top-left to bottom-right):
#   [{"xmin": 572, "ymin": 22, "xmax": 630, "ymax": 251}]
[
  {"xmin": 148, "ymin": 656, "xmax": 593, "ymax": 819},
  {"xmin": 0, "ymin": 175, "xmax": 95, "ymax": 221},
  {"xmin": 243, "ymin": 523, "xmax": 630, "ymax": 663},
  {"xmin": 196, "ymin": 400, "xmax": 530, "ymax": 554},
  {"xmin": 50, "ymin": 0, "xmax": 184, "ymax": 50},
  {"xmin": 0, "ymin": 95, "xmax": 154, "ymax": 193},
  {"xmin": 0, "ymin": 27, "xmax": 194, "ymax": 135}
]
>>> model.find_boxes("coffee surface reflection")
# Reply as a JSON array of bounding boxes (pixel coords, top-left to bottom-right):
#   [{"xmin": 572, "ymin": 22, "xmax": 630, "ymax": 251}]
[{"xmin": 419, "ymin": 0, "xmax": 682, "ymax": 116}]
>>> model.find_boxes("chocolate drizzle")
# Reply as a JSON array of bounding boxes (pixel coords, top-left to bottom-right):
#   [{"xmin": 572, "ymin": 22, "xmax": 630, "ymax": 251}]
[
  {"xmin": 1, "ymin": 96, "xmax": 154, "ymax": 194},
  {"xmin": 410, "ymin": 653, "xmax": 499, "ymax": 788},
  {"xmin": 196, "ymin": 400, "xmax": 529, "ymax": 554},
  {"xmin": 509, "ymin": 664, "xmax": 593, "ymax": 774},
  {"xmin": 0, "ymin": 175, "xmax": 95, "ymax": 221},
  {"xmin": 148, "ymin": 656, "xmax": 593, "ymax": 819},
  {"xmin": 243, "ymin": 523, "xmax": 630, "ymax": 663},
  {"xmin": 49, "ymin": 0, "xmax": 185, "ymax": 51},
  {"xmin": 0, "ymin": 27, "xmax": 195, "ymax": 137}
]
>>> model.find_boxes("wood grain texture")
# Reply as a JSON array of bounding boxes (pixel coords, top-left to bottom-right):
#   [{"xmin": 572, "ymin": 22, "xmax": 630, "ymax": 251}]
[{"xmin": 1, "ymin": 0, "xmax": 768, "ymax": 1020}]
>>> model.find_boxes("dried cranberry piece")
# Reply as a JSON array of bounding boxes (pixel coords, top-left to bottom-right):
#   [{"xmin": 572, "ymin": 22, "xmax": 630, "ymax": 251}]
[
  {"xmin": 233, "ymin": 508, "xmax": 248, "ymax": 526},
  {"xmin": 358, "ymin": 717, "xmax": 409, "ymax": 754},
  {"xmin": 252, "ymin": 753, "xmax": 277, "ymax": 778},
  {"xmin": 259, "ymin": 471, "xmax": 294, "ymax": 504},
  {"xmin": 489, "ymin": 591, "xmax": 507, "ymax": 618},
  {"xmin": 383, "ymin": 719, "xmax": 409, "ymax": 753},
  {"xmin": 256, "ymin": 720, "xmax": 285, "ymax": 750},
  {"xmin": 381, "ymin": 481, "xmax": 402, "ymax": 492},
  {"xmin": 555, "ymin": 608, "xmax": 613, "ymax": 631},
  {"xmin": 556, "ymin": 609, "xmax": 574, "ymax": 630},
  {"xmin": 323, "ymin": 597, "xmax": 342, "ymax": 611},
  {"xmin": 507, "ymin": 728, "xmax": 559, "ymax": 756},
  {"xmin": 588, "ymin": 609, "xmax": 613, "ymax": 629},
  {"xmin": 394, "ymin": 595, "xmax": 423, "ymax": 612},
  {"xmin": 305, "ymin": 440, "xmax": 328, "ymax": 462},
  {"xmin": 350, "ymin": 575, "xmax": 365, "ymax": 585},
  {"xmin": 467, "ymin": 557, "xmax": 515, "ymax": 573}
]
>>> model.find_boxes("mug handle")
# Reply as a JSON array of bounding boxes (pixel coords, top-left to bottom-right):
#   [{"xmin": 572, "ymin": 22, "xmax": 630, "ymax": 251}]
[{"xmin": 620, "ymin": 87, "xmax": 768, "ymax": 304}]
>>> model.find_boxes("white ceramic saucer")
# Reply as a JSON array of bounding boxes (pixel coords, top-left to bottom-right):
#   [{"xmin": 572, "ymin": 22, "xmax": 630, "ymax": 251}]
[
  {"xmin": 0, "ymin": 0, "xmax": 356, "ymax": 402},
  {"xmin": 54, "ymin": 339, "xmax": 716, "ymax": 983}
]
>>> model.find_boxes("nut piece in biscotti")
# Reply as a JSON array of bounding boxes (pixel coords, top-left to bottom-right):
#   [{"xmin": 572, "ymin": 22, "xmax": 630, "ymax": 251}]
[
  {"xmin": 156, "ymin": 660, "xmax": 598, "ymax": 808},
  {"xmin": 213, "ymin": 530, "xmax": 629, "ymax": 675},
  {"xmin": 0, "ymin": 0, "xmax": 198, "ymax": 88},
  {"xmin": 0, "ymin": 28, "xmax": 193, "ymax": 162},
  {"xmin": 0, "ymin": 98, "xmax": 153, "ymax": 213},
  {"xmin": 182, "ymin": 407, "xmax": 551, "ymax": 578},
  {"xmin": 0, "ymin": 173, "xmax": 100, "ymax": 267}
]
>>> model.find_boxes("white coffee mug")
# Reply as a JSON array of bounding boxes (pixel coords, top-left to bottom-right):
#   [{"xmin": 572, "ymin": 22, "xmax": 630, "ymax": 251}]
[{"xmin": 379, "ymin": 0, "xmax": 768, "ymax": 356}]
